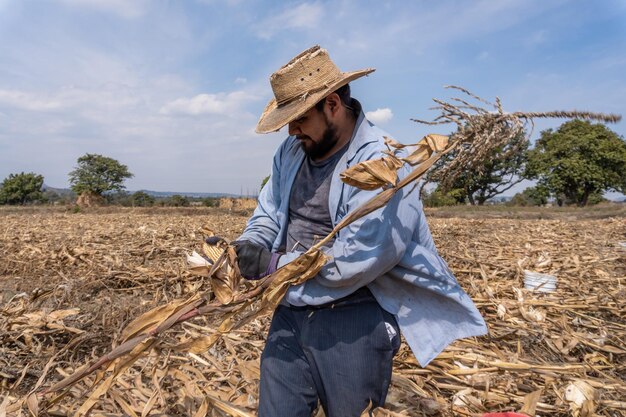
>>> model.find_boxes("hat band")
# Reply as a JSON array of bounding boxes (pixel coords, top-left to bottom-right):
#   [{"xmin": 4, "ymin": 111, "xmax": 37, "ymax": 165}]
[{"xmin": 275, "ymin": 82, "xmax": 332, "ymax": 107}]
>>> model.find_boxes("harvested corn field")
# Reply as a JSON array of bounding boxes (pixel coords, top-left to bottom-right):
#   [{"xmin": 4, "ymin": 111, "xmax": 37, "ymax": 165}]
[{"xmin": 1, "ymin": 207, "xmax": 625, "ymax": 416}]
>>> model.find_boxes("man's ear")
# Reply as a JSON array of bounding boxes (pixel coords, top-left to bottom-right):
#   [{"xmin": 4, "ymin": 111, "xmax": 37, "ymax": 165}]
[{"xmin": 325, "ymin": 93, "xmax": 341, "ymax": 117}]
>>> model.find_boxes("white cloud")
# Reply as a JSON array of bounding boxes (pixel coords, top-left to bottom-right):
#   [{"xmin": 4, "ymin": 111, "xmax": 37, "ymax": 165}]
[
  {"xmin": 0, "ymin": 84, "xmax": 146, "ymax": 118},
  {"xmin": 160, "ymin": 91, "xmax": 258, "ymax": 116},
  {"xmin": 56, "ymin": 0, "xmax": 148, "ymax": 18},
  {"xmin": 366, "ymin": 108, "xmax": 393, "ymax": 125},
  {"xmin": 255, "ymin": 2, "xmax": 324, "ymax": 39},
  {"xmin": 0, "ymin": 90, "xmax": 63, "ymax": 111},
  {"xmin": 235, "ymin": 77, "xmax": 247, "ymax": 84}
]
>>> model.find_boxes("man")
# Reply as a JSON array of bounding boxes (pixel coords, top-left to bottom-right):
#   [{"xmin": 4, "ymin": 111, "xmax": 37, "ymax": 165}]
[{"xmin": 233, "ymin": 46, "xmax": 487, "ymax": 417}]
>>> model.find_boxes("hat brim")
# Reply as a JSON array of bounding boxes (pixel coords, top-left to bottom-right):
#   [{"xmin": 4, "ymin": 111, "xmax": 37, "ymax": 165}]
[{"xmin": 255, "ymin": 68, "xmax": 375, "ymax": 134}]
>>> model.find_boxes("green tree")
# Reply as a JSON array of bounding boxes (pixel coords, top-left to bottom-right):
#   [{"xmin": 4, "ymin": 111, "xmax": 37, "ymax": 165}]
[
  {"xmin": 0, "ymin": 172, "xmax": 44, "ymax": 204},
  {"xmin": 422, "ymin": 187, "xmax": 465, "ymax": 207},
  {"xmin": 432, "ymin": 131, "xmax": 529, "ymax": 205},
  {"xmin": 526, "ymin": 120, "xmax": 626, "ymax": 206},
  {"xmin": 42, "ymin": 188, "xmax": 75, "ymax": 205},
  {"xmin": 509, "ymin": 185, "xmax": 549, "ymax": 206},
  {"xmin": 132, "ymin": 191, "xmax": 155, "ymax": 207},
  {"xmin": 68, "ymin": 153, "xmax": 133, "ymax": 197},
  {"xmin": 168, "ymin": 194, "xmax": 189, "ymax": 207},
  {"xmin": 202, "ymin": 197, "xmax": 219, "ymax": 207},
  {"xmin": 260, "ymin": 175, "xmax": 270, "ymax": 192},
  {"xmin": 106, "ymin": 191, "xmax": 136, "ymax": 206}
]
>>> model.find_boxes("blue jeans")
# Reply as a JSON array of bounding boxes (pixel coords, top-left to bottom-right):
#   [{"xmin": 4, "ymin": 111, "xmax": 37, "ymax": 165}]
[{"xmin": 258, "ymin": 288, "xmax": 400, "ymax": 417}]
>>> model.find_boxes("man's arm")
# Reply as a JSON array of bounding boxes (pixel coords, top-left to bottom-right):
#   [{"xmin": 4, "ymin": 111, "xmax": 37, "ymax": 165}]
[{"xmin": 237, "ymin": 142, "xmax": 285, "ymax": 250}]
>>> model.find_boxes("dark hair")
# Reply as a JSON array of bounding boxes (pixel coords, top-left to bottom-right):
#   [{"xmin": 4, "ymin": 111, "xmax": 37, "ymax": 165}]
[{"xmin": 315, "ymin": 84, "xmax": 357, "ymax": 118}]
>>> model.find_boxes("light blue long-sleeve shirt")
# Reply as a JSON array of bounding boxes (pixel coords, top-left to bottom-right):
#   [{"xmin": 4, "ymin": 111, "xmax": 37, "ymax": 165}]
[{"xmin": 239, "ymin": 111, "xmax": 487, "ymax": 366}]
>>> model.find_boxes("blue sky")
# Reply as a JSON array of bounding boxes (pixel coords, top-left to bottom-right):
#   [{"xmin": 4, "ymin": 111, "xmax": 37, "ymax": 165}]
[{"xmin": 0, "ymin": 0, "xmax": 624, "ymax": 196}]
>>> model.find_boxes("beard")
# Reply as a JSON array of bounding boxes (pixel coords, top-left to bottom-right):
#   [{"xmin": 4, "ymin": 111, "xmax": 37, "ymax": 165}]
[{"xmin": 298, "ymin": 117, "xmax": 339, "ymax": 160}]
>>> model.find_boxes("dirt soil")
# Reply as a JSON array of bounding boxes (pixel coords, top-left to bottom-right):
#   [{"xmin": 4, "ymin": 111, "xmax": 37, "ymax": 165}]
[{"xmin": 1, "ymin": 206, "xmax": 624, "ymax": 416}]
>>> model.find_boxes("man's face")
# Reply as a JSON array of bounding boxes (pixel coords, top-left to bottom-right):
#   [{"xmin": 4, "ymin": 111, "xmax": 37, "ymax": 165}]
[{"xmin": 288, "ymin": 106, "xmax": 339, "ymax": 160}]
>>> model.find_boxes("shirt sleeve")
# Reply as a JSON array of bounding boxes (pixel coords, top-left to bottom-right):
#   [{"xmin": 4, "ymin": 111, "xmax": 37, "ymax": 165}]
[{"xmin": 237, "ymin": 142, "xmax": 285, "ymax": 250}]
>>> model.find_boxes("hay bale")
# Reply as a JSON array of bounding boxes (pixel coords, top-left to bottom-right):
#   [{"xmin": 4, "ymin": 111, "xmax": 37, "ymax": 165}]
[
  {"xmin": 218, "ymin": 198, "xmax": 257, "ymax": 210},
  {"xmin": 233, "ymin": 198, "xmax": 257, "ymax": 210},
  {"xmin": 76, "ymin": 191, "xmax": 104, "ymax": 207}
]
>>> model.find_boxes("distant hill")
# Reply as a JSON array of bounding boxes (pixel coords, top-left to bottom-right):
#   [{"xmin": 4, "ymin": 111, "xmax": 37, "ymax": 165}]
[
  {"xmin": 41, "ymin": 185, "xmax": 241, "ymax": 199},
  {"xmin": 490, "ymin": 196, "xmax": 513, "ymax": 203},
  {"xmin": 42, "ymin": 184, "xmax": 75, "ymax": 196},
  {"xmin": 136, "ymin": 190, "xmax": 240, "ymax": 198}
]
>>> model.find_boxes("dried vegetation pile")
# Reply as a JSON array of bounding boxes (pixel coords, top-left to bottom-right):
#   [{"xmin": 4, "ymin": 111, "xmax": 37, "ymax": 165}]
[
  {"xmin": 1, "ymin": 208, "xmax": 624, "ymax": 416},
  {"xmin": 217, "ymin": 199, "xmax": 258, "ymax": 211}
]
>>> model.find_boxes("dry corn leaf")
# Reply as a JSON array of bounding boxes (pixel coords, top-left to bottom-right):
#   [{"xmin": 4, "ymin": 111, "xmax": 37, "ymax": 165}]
[
  {"xmin": 262, "ymin": 248, "xmax": 328, "ymax": 309},
  {"xmin": 75, "ymin": 337, "xmax": 156, "ymax": 417},
  {"xmin": 187, "ymin": 251, "xmax": 212, "ymax": 275},
  {"xmin": 381, "ymin": 134, "xmax": 449, "ymax": 166},
  {"xmin": 339, "ymin": 156, "xmax": 403, "ymax": 190},
  {"xmin": 210, "ymin": 272, "xmax": 235, "ymax": 304},
  {"xmin": 141, "ymin": 390, "xmax": 160, "ymax": 417},
  {"xmin": 111, "ymin": 390, "xmax": 140, "ymax": 417},
  {"xmin": 13, "ymin": 308, "xmax": 81, "ymax": 334},
  {"xmin": 202, "ymin": 241, "xmax": 224, "ymax": 263},
  {"xmin": 173, "ymin": 334, "xmax": 221, "ymax": 354},
  {"xmin": 424, "ymin": 133, "xmax": 449, "ymax": 152},
  {"xmin": 564, "ymin": 380, "xmax": 597, "ymax": 417},
  {"xmin": 25, "ymin": 393, "xmax": 38, "ymax": 417},
  {"xmin": 48, "ymin": 308, "xmax": 80, "ymax": 321},
  {"xmin": 194, "ymin": 239, "xmax": 242, "ymax": 305},
  {"xmin": 519, "ymin": 389, "xmax": 542, "ymax": 416},
  {"xmin": 203, "ymin": 391, "xmax": 254, "ymax": 417},
  {"xmin": 383, "ymin": 136, "xmax": 404, "ymax": 149},
  {"xmin": 520, "ymin": 306, "xmax": 546, "ymax": 323},
  {"xmin": 401, "ymin": 144, "xmax": 431, "ymax": 166},
  {"xmin": 402, "ymin": 135, "xmax": 449, "ymax": 166},
  {"xmin": 497, "ymin": 303, "xmax": 506, "ymax": 319},
  {"xmin": 192, "ymin": 397, "xmax": 209, "ymax": 417},
  {"xmin": 383, "ymin": 134, "xmax": 447, "ymax": 152},
  {"xmin": 121, "ymin": 295, "xmax": 200, "ymax": 341},
  {"xmin": 237, "ymin": 360, "xmax": 260, "ymax": 382},
  {"xmin": 452, "ymin": 388, "xmax": 483, "ymax": 408},
  {"xmin": 0, "ymin": 396, "xmax": 14, "ymax": 417}
]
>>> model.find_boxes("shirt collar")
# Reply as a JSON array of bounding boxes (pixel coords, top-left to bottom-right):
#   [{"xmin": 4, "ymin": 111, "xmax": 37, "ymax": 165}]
[{"xmin": 344, "ymin": 99, "xmax": 378, "ymax": 163}]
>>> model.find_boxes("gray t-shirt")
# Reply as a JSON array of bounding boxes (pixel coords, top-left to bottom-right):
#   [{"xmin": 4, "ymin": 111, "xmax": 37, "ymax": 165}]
[{"xmin": 285, "ymin": 143, "xmax": 349, "ymax": 252}]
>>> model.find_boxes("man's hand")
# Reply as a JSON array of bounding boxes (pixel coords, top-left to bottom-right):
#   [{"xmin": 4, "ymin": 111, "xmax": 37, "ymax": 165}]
[
  {"xmin": 233, "ymin": 241, "xmax": 281, "ymax": 280},
  {"xmin": 205, "ymin": 236, "xmax": 227, "ymax": 246}
]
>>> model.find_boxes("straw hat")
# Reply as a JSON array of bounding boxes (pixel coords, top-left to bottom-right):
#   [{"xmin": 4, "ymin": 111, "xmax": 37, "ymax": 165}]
[{"xmin": 256, "ymin": 45, "xmax": 375, "ymax": 134}]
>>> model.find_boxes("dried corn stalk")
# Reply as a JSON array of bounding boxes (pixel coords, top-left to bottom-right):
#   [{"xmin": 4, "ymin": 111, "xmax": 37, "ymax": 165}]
[{"xmin": 412, "ymin": 86, "xmax": 621, "ymax": 189}]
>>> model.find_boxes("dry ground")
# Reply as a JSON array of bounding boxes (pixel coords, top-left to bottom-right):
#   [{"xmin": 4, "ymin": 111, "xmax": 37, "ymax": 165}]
[{"xmin": 1, "ymin": 206, "xmax": 624, "ymax": 416}]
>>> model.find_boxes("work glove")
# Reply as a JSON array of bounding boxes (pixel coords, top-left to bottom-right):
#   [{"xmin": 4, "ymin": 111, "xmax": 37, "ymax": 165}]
[
  {"xmin": 205, "ymin": 236, "xmax": 227, "ymax": 246},
  {"xmin": 232, "ymin": 240, "xmax": 281, "ymax": 280}
]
